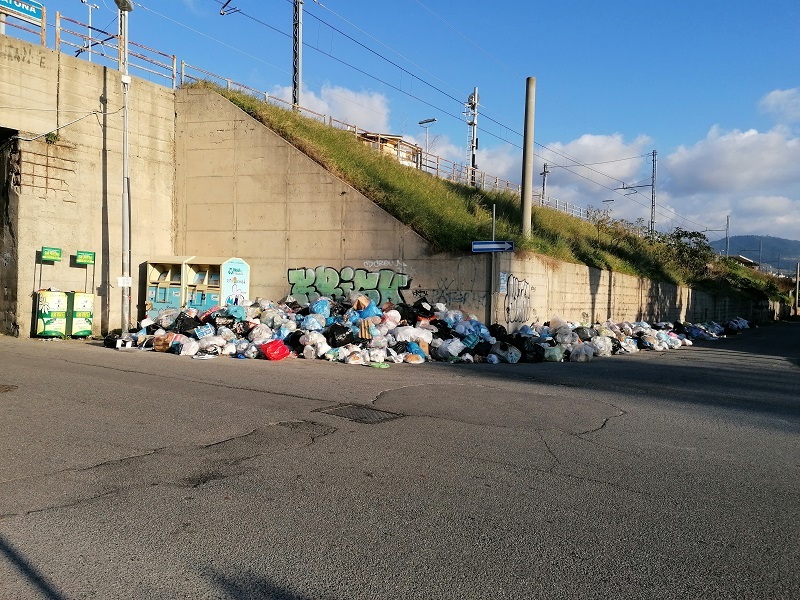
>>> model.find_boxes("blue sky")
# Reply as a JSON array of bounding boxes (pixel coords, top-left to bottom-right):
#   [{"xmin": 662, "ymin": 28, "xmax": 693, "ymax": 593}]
[{"xmin": 42, "ymin": 0, "xmax": 800, "ymax": 243}]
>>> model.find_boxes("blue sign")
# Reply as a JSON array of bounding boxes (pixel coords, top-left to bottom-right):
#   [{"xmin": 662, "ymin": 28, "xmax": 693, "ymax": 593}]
[
  {"xmin": 0, "ymin": 0, "xmax": 44, "ymax": 25},
  {"xmin": 472, "ymin": 240, "xmax": 515, "ymax": 253}
]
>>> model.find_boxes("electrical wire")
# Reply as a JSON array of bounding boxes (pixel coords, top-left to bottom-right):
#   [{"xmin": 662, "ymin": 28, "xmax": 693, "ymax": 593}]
[{"xmin": 149, "ymin": 1, "xmax": 699, "ymax": 232}]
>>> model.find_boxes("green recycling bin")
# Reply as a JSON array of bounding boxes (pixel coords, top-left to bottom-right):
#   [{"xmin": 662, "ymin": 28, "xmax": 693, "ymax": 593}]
[
  {"xmin": 67, "ymin": 292, "xmax": 94, "ymax": 337},
  {"xmin": 36, "ymin": 290, "xmax": 68, "ymax": 337}
]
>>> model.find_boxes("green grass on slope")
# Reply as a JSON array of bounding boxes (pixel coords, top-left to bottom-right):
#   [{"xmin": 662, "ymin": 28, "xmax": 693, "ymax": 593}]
[{"xmin": 186, "ymin": 82, "xmax": 788, "ymax": 301}]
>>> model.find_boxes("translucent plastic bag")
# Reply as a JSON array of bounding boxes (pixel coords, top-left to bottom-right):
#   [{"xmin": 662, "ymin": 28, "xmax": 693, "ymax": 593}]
[
  {"xmin": 555, "ymin": 328, "xmax": 579, "ymax": 345},
  {"xmin": 248, "ymin": 324, "xmax": 273, "ymax": 342},
  {"xmin": 544, "ymin": 346, "xmax": 565, "ymax": 362},
  {"xmin": 590, "ymin": 335, "xmax": 613, "ymax": 357},
  {"xmin": 490, "ymin": 342, "xmax": 521, "ymax": 364},
  {"xmin": 569, "ymin": 343, "xmax": 594, "ymax": 362},
  {"xmin": 179, "ymin": 339, "xmax": 200, "ymax": 356},
  {"xmin": 301, "ymin": 314, "xmax": 325, "ymax": 331}
]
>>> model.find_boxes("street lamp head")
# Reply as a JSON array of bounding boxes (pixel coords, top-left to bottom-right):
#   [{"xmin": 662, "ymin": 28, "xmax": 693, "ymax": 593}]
[
  {"xmin": 114, "ymin": 0, "xmax": 134, "ymax": 11},
  {"xmin": 418, "ymin": 118, "xmax": 436, "ymax": 125}
]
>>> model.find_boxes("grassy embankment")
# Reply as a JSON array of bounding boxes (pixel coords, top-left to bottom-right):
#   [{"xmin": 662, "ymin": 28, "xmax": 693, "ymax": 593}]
[{"xmin": 188, "ymin": 81, "xmax": 789, "ymax": 302}]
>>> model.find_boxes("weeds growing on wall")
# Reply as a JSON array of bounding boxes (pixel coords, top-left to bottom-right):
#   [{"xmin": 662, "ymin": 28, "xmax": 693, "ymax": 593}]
[{"xmin": 185, "ymin": 81, "xmax": 789, "ymax": 302}]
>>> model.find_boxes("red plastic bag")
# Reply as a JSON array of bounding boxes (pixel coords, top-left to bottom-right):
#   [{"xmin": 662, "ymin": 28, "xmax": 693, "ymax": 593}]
[{"xmin": 260, "ymin": 340, "xmax": 290, "ymax": 361}]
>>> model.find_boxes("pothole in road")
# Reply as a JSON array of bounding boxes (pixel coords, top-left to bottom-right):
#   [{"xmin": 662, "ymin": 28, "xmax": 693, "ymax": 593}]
[{"xmin": 316, "ymin": 403, "xmax": 404, "ymax": 425}]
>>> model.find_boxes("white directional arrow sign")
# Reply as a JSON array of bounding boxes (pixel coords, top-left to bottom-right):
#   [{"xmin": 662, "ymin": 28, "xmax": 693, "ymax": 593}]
[{"xmin": 471, "ymin": 240, "xmax": 515, "ymax": 253}]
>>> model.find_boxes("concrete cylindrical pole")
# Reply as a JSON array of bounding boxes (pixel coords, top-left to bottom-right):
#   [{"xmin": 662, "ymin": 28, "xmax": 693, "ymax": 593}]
[
  {"xmin": 796, "ymin": 262, "xmax": 799, "ymax": 316},
  {"xmin": 520, "ymin": 77, "xmax": 536, "ymax": 237}
]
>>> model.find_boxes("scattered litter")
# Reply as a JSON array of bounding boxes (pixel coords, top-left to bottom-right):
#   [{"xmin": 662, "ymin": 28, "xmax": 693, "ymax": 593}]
[{"xmin": 115, "ymin": 292, "xmax": 751, "ymax": 368}]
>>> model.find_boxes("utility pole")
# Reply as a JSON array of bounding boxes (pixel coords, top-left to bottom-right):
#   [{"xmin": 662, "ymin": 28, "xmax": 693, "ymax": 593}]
[
  {"xmin": 520, "ymin": 77, "xmax": 536, "ymax": 236},
  {"xmin": 650, "ymin": 149, "xmax": 657, "ymax": 235},
  {"xmin": 115, "ymin": 0, "xmax": 133, "ymax": 334},
  {"xmin": 540, "ymin": 163, "xmax": 550, "ymax": 206},
  {"xmin": 725, "ymin": 215, "xmax": 730, "ymax": 257},
  {"xmin": 792, "ymin": 261, "xmax": 800, "ymax": 315},
  {"xmin": 81, "ymin": 1, "xmax": 100, "ymax": 62},
  {"xmin": 466, "ymin": 87, "xmax": 479, "ymax": 186},
  {"xmin": 293, "ymin": 0, "xmax": 303, "ymax": 109},
  {"xmin": 615, "ymin": 149, "xmax": 657, "ymax": 236}
]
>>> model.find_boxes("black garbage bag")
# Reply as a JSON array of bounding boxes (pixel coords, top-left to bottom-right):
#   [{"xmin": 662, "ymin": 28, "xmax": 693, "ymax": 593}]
[
  {"xmin": 473, "ymin": 340, "xmax": 493, "ymax": 357},
  {"xmin": 390, "ymin": 341, "xmax": 409, "ymax": 354},
  {"xmin": 488, "ymin": 323, "xmax": 507, "ymax": 339},
  {"xmin": 430, "ymin": 318, "xmax": 452, "ymax": 339},
  {"xmin": 525, "ymin": 344, "xmax": 546, "ymax": 363},
  {"xmin": 103, "ymin": 334, "xmax": 120, "ymax": 348},
  {"xmin": 330, "ymin": 300, "xmax": 350, "ymax": 317},
  {"xmin": 610, "ymin": 337, "xmax": 623, "ymax": 355},
  {"xmin": 172, "ymin": 312, "xmax": 199, "ymax": 334},
  {"xmin": 508, "ymin": 334, "xmax": 528, "ymax": 353},
  {"xmin": 636, "ymin": 334, "xmax": 653, "ymax": 350},
  {"xmin": 283, "ymin": 330, "xmax": 305, "ymax": 351},
  {"xmin": 230, "ymin": 320, "xmax": 253, "ymax": 338},
  {"xmin": 394, "ymin": 303, "xmax": 419, "ymax": 325},
  {"xmin": 413, "ymin": 298, "xmax": 435, "ymax": 318},
  {"xmin": 672, "ymin": 321, "xmax": 687, "ymax": 335},
  {"xmin": 573, "ymin": 326, "xmax": 597, "ymax": 341},
  {"xmin": 522, "ymin": 336, "xmax": 543, "ymax": 352},
  {"xmin": 324, "ymin": 322, "xmax": 355, "ymax": 348}
]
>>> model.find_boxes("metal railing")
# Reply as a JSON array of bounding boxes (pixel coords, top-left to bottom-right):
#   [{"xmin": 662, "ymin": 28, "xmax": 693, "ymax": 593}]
[
  {"xmin": 4, "ymin": 13, "xmax": 589, "ymax": 221},
  {"xmin": 53, "ymin": 13, "xmax": 176, "ymax": 87},
  {"xmin": 0, "ymin": 8, "xmax": 46, "ymax": 46}
]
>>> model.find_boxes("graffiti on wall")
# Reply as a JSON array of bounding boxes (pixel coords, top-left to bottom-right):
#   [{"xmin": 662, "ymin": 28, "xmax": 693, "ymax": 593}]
[
  {"xmin": 504, "ymin": 274, "xmax": 532, "ymax": 324},
  {"xmin": 287, "ymin": 266, "xmax": 410, "ymax": 305},
  {"xmin": 411, "ymin": 277, "xmax": 489, "ymax": 310}
]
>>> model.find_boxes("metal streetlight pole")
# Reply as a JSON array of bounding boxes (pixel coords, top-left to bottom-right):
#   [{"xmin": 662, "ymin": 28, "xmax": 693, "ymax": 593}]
[
  {"xmin": 418, "ymin": 118, "xmax": 436, "ymax": 153},
  {"xmin": 115, "ymin": 0, "xmax": 133, "ymax": 334}
]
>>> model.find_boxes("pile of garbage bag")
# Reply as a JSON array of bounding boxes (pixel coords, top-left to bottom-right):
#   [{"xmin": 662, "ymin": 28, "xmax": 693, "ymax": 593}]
[{"xmin": 109, "ymin": 294, "xmax": 751, "ymax": 366}]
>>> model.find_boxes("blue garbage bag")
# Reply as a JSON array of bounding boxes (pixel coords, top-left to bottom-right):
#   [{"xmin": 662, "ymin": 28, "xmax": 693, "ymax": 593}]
[
  {"xmin": 310, "ymin": 298, "xmax": 331, "ymax": 317},
  {"xmin": 359, "ymin": 301, "xmax": 382, "ymax": 319}
]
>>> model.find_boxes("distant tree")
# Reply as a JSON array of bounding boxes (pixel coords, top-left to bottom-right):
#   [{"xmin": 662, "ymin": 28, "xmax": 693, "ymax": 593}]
[{"xmin": 659, "ymin": 227, "xmax": 714, "ymax": 274}]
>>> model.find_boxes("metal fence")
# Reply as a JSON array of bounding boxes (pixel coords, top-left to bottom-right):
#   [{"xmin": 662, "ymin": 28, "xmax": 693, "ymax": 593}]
[{"xmin": 7, "ymin": 12, "xmax": 589, "ymax": 221}]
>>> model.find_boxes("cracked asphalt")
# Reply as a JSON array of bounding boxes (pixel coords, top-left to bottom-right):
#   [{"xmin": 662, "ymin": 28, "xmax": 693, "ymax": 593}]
[{"xmin": 0, "ymin": 322, "xmax": 798, "ymax": 599}]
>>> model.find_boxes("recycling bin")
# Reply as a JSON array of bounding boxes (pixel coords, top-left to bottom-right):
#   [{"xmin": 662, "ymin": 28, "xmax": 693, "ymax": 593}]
[
  {"xmin": 67, "ymin": 292, "xmax": 94, "ymax": 337},
  {"xmin": 36, "ymin": 290, "xmax": 68, "ymax": 337},
  {"xmin": 145, "ymin": 257, "xmax": 191, "ymax": 319},
  {"xmin": 185, "ymin": 257, "xmax": 250, "ymax": 311}
]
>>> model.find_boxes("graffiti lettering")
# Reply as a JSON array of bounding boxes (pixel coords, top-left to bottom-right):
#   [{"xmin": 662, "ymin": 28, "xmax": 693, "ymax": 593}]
[
  {"xmin": 287, "ymin": 266, "xmax": 410, "ymax": 305},
  {"xmin": 363, "ymin": 259, "xmax": 408, "ymax": 270},
  {"xmin": 504, "ymin": 274, "xmax": 532, "ymax": 324}
]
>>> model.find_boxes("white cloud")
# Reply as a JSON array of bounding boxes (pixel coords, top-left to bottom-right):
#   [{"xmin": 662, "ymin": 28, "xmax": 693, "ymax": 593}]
[
  {"xmin": 759, "ymin": 88, "xmax": 800, "ymax": 124},
  {"xmin": 269, "ymin": 84, "xmax": 391, "ymax": 133},
  {"xmin": 666, "ymin": 125, "xmax": 800, "ymax": 194},
  {"xmin": 538, "ymin": 134, "xmax": 653, "ymax": 194}
]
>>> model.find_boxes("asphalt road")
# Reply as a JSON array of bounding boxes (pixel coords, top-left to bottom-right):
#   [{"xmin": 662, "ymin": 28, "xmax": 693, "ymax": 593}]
[{"xmin": 0, "ymin": 322, "xmax": 798, "ymax": 599}]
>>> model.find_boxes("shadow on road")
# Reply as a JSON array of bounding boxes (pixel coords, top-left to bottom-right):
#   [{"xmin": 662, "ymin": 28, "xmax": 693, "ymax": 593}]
[
  {"xmin": 210, "ymin": 570, "xmax": 335, "ymax": 600},
  {"xmin": 0, "ymin": 534, "xmax": 68, "ymax": 600},
  {"xmin": 455, "ymin": 322, "xmax": 800, "ymax": 426}
]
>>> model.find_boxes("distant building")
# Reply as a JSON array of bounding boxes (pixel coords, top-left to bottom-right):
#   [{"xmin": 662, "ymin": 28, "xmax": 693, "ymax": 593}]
[
  {"xmin": 730, "ymin": 255, "xmax": 759, "ymax": 269},
  {"xmin": 357, "ymin": 132, "xmax": 421, "ymax": 169}
]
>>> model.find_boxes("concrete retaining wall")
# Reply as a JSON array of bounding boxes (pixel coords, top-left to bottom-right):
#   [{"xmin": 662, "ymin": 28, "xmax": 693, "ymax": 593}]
[
  {"xmin": 176, "ymin": 88, "xmax": 771, "ymax": 328},
  {"xmin": 0, "ymin": 36, "xmax": 175, "ymax": 336},
  {"xmin": 0, "ymin": 33, "xmax": 776, "ymax": 336}
]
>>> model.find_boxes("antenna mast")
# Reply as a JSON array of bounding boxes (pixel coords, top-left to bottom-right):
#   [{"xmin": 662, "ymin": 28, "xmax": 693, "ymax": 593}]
[{"xmin": 466, "ymin": 87, "xmax": 479, "ymax": 186}]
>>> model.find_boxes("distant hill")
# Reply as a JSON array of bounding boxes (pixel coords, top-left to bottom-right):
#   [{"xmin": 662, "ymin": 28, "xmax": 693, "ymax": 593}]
[{"xmin": 710, "ymin": 235, "xmax": 800, "ymax": 274}]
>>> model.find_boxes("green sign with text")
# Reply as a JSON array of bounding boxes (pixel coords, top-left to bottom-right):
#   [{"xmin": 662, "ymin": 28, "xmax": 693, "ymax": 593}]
[
  {"xmin": 41, "ymin": 247, "xmax": 62, "ymax": 262},
  {"xmin": 76, "ymin": 251, "xmax": 95, "ymax": 265}
]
